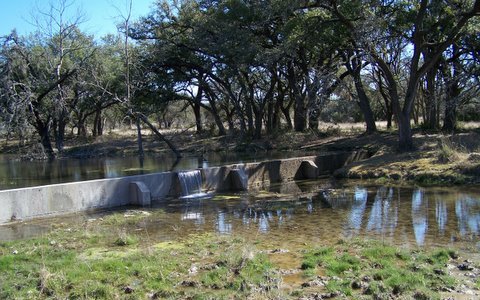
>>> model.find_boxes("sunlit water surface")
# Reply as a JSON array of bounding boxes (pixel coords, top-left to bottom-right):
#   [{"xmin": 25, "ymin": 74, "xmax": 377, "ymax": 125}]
[{"xmin": 1, "ymin": 180, "xmax": 479, "ymax": 252}]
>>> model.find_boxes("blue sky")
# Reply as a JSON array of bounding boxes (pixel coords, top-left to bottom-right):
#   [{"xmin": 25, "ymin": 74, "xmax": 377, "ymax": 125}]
[{"xmin": 0, "ymin": 0, "xmax": 155, "ymax": 38}]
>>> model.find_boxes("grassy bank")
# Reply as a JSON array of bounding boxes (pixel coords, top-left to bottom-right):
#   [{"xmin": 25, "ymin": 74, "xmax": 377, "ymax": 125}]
[
  {"xmin": 333, "ymin": 133, "xmax": 480, "ymax": 186},
  {"xmin": 1, "ymin": 210, "xmax": 479, "ymax": 299}
]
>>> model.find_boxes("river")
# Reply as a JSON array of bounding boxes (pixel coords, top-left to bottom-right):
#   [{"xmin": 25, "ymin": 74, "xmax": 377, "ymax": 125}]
[{"xmin": 2, "ymin": 180, "xmax": 479, "ymax": 251}]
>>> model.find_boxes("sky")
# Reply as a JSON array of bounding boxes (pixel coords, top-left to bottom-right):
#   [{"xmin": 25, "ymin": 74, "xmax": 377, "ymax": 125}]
[{"xmin": 0, "ymin": 0, "xmax": 155, "ymax": 38}]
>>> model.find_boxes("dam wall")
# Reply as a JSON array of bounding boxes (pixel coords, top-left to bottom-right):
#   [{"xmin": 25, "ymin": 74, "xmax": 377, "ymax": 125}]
[{"xmin": 0, "ymin": 150, "xmax": 369, "ymax": 224}]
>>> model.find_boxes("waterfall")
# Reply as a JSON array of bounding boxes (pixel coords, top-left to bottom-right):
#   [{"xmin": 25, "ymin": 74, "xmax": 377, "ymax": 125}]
[{"xmin": 178, "ymin": 170, "xmax": 208, "ymax": 199}]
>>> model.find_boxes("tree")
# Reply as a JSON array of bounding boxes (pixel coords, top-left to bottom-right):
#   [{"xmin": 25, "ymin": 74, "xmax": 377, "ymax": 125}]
[
  {"xmin": 316, "ymin": 0, "xmax": 480, "ymax": 150},
  {"xmin": 0, "ymin": 0, "xmax": 94, "ymax": 159},
  {"xmin": 0, "ymin": 31, "xmax": 78, "ymax": 159}
]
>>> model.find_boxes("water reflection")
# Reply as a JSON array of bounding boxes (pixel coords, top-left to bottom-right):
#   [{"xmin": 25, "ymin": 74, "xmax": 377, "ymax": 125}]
[
  {"xmin": 165, "ymin": 184, "xmax": 480, "ymax": 248},
  {"xmin": 3, "ymin": 183, "xmax": 480, "ymax": 249},
  {"xmin": 217, "ymin": 211, "xmax": 232, "ymax": 234},
  {"xmin": 436, "ymin": 197, "xmax": 447, "ymax": 234},
  {"xmin": 412, "ymin": 189, "xmax": 428, "ymax": 245},
  {"xmin": 456, "ymin": 196, "xmax": 480, "ymax": 235},
  {"xmin": 347, "ymin": 187, "xmax": 367, "ymax": 233},
  {"xmin": 367, "ymin": 187, "xmax": 398, "ymax": 236}
]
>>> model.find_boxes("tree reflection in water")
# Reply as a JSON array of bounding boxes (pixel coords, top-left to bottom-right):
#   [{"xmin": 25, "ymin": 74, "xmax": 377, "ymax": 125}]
[
  {"xmin": 171, "ymin": 184, "xmax": 480, "ymax": 248},
  {"xmin": 3, "ymin": 183, "xmax": 479, "ymax": 247}
]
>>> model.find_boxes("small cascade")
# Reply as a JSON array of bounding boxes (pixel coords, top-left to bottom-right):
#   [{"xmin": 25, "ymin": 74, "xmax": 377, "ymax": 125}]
[{"xmin": 177, "ymin": 170, "xmax": 209, "ymax": 199}]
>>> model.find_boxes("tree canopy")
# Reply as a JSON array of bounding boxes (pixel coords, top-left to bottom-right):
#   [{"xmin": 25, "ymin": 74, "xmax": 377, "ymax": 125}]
[{"xmin": 1, "ymin": 0, "xmax": 479, "ymax": 157}]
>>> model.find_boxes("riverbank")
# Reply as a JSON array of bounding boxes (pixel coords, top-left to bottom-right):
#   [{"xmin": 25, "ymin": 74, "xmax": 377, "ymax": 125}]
[
  {"xmin": 2, "ymin": 122, "xmax": 480, "ymax": 185},
  {"xmin": 1, "ymin": 208, "xmax": 479, "ymax": 299},
  {"xmin": 330, "ymin": 131, "xmax": 480, "ymax": 185}
]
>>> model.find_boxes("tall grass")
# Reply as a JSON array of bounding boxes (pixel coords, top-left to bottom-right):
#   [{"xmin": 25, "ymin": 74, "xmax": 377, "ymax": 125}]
[{"xmin": 436, "ymin": 137, "xmax": 466, "ymax": 163}]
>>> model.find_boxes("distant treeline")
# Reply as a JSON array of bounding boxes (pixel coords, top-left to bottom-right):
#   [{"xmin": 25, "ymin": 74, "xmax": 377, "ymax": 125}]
[{"xmin": 1, "ymin": 0, "xmax": 479, "ymax": 158}]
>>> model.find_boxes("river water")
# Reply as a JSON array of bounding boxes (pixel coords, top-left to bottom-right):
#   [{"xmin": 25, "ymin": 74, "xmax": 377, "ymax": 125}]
[{"xmin": 1, "ymin": 180, "xmax": 479, "ymax": 251}]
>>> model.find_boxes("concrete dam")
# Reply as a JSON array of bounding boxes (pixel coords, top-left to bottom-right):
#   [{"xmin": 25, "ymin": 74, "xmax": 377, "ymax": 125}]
[{"xmin": 0, "ymin": 150, "xmax": 369, "ymax": 224}]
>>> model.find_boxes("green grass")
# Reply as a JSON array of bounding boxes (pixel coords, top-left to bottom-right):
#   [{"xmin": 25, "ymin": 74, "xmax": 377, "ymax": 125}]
[
  {"xmin": 300, "ymin": 240, "xmax": 460, "ymax": 299},
  {"xmin": 0, "ymin": 216, "xmax": 470, "ymax": 300},
  {"xmin": 301, "ymin": 246, "xmax": 333, "ymax": 271},
  {"xmin": 0, "ymin": 219, "xmax": 281, "ymax": 300}
]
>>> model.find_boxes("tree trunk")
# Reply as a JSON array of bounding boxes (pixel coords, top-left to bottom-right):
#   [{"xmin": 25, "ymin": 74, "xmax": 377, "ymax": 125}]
[
  {"xmin": 376, "ymin": 71, "xmax": 393, "ymax": 129},
  {"xmin": 266, "ymin": 98, "xmax": 274, "ymax": 134},
  {"xmin": 293, "ymin": 93, "xmax": 306, "ymax": 132},
  {"xmin": 207, "ymin": 98, "xmax": 226, "ymax": 136},
  {"xmin": 346, "ymin": 52, "xmax": 377, "ymax": 134},
  {"xmin": 253, "ymin": 108, "xmax": 263, "ymax": 139},
  {"xmin": 136, "ymin": 117, "xmax": 144, "ymax": 157},
  {"xmin": 442, "ymin": 92, "xmax": 458, "ymax": 132},
  {"xmin": 226, "ymin": 111, "xmax": 235, "ymax": 133},
  {"xmin": 246, "ymin": 96, "xmax": 254, "ymax": 135},
  {"xmin": 287, "ymin": 63, "xmax": 306, "ymax": 132},
  {"xmin": 92, "ymin": 109, "xmax": 100, "ymax": 137},
  {"xmin": 281, "ymin": 106, "xmax": 293, "ymax": 130},
  {"xmin": 55, "ymin": 118, "xmax": 66, "ymax": 152},
  {"xmin": 98, "ymin": 116, "xmax": 104, "ymax": 136},
  {"xmin": 424, "ymin": 67, "xmax": 438, "ymax": 129},
  {"xmin": 356, "ymin": 93, "xmax": 377, "ymax": 134},
  {"xmin": 138, "ymin": 113, "xmax": 182, "ymax": 158},
  {"xmin": 193, "ymin": 101, "xmax": 203, "ymax": 134},
  {"xmin": 38, "ymin": 123, "xmax": 55, "ymax": 160},
  {"xmin": 397, "ymin": 112, "xmax": 414, "ymax": 151},
  {"xmin": 271, "ymin": 88, "xmax": 285, "ymax": 133},
  {"xmin": 442, "ymin": 45, "xmax": 461, "ymax": 133},
  {"xmin": 77, "ymin": 118, "xmax": 87, "ymax": 137},
  {"xmin": 193, "ymin": 85, "xmax": 203, "ymax": 134},
  {"xmin": 272, "ymin": 99, "xmax": 281, "ymax": 132},
  {"xmin": 386, "ymin": 111, "xmax": 393, "ymax": 129},
  {"xmin": 354, "ymin": 76, "xmax": 377, "ymax": 134},
  {"xmin": 202, "ymin": 84, "xmax": 227, "ymax": 136}
]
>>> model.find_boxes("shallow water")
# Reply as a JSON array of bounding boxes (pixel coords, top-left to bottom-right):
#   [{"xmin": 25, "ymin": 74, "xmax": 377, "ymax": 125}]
[{"xmin": 2, "ymin": 180, "xmax": 479, "ymax": 252}]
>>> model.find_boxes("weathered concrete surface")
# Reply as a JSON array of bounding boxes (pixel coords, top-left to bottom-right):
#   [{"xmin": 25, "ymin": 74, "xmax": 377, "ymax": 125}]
[
  {"xmin": 0, "ymin": 150, "xmax": 369, "ymax": 224},
  {"xmin": 0, "ymin": 172, "xmax": 173, "ymax": 224},
  {"xmin": 201, "ymin": 151, "xmax": 369, "ymax": 191},
  {"xmin": 130, "ymin": 182, "xmax": 152, "ymax": 206}
]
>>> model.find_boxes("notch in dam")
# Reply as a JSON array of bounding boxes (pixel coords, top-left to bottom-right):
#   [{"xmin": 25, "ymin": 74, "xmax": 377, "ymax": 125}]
[{"xmin": 177, "ymin": 170, "xmax": 210, "ymax": 199}]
